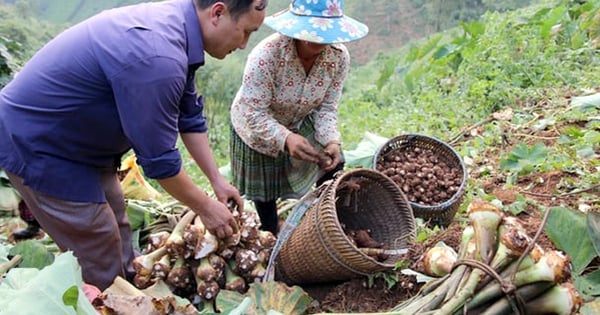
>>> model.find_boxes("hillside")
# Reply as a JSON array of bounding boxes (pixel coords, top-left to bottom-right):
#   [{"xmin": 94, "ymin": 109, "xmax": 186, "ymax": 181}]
[{"xmin": 0, "ymin": 0, "xmax": 431, "ymax": 65}]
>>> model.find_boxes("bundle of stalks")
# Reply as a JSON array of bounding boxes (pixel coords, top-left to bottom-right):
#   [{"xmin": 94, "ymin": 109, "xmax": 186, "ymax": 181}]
[
  {"xmin": 132, "ymin": 206, "xmax": 276, "ymax": 310},
  {"xmin": 390, "ymin": 199, "xmax": 582, "ymax": 315}
]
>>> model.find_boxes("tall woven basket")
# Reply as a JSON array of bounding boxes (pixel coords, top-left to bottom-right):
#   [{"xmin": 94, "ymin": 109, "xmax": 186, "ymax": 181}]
[
  {"xmin": 373, "ymin": 134, "xmax": 468, "ymax": 227},
  {"xmin": 275, "ymin": 168, "xmax": 416, "ymax": 285}
]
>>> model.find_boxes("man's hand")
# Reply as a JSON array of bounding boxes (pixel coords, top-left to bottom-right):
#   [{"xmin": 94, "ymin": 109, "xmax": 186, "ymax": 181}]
[
  {"xmin": 285, "ymin": 133, "xmax": 320, "ymax": 163},
  {"xmin": 211, "ymin": 176, "xmax": 244, "ymax": 212},
  {"xmin": 196, "ymin": 198, "xmax": 239, "ymax": 240}
]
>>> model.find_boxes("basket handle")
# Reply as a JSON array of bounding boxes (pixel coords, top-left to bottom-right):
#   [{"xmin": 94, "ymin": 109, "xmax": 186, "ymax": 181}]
[{"xmin": 263, "ymin": 180, "xmax": 333, "ymax": 282}]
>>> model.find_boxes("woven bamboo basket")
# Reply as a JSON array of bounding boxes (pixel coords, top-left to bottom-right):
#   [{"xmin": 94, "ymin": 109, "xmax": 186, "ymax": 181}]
[
  {"xmin": 274, "ymin": 168, "xmax": 416, "ymax": 285},
  {"xmin": 373, "ymin": 134, "xmax": 468, "ymax": 227}
]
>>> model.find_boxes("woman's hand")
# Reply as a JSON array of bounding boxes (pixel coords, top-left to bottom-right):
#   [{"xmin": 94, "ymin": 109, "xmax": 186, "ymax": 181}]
[
  {"xmin": 285, "ymin": 133, "xmax": 320, "ymax": 163},
  {"xmin": 320, "ymin": 141, "xmax": 342, "ymax": 172}
]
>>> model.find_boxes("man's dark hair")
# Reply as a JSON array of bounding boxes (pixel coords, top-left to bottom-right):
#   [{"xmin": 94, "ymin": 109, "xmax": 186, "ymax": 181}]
[{"xmin": 194, "ymin": 0, "xmax": 268, "ymax": 21}]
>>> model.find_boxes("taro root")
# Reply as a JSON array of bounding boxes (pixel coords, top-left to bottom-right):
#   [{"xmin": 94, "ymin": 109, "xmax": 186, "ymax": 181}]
[{"xmin": 376, "ymin": 146, "xmax": 462, "ymax": 206}]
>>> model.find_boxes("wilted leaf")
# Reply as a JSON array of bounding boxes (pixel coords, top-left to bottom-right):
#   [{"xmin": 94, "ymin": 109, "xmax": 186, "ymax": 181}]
[
  {"xmin": 215, "ymin": 291, "xmax": 248, "ymax": 314},
  {"xmin": 247, "ymin": 282, "xmax": 312, "ymax": 315},
  {"xmin": 215, "ymin": 282, "xmax": 311, "ymax": 315},
  {"xmin": 544, "ymin": 207, "xmax": 597, "ymax": 274}
]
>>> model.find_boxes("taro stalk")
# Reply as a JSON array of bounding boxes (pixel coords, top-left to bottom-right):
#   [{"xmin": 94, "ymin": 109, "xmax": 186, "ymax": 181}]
[
  {"xmin": 466, "ymin": 250, "xmax": 571, "ymax": 310},
  {"xmin": 133, "ymin": 246, "xmax": 168, "ymax": 278},
  {"xmin": 165, "ymin": 210, "xmax": 197, "ymax": 259},
  {"xmin": 473, "ymin": 281, "xmax": 553, "ymax": 314},
  {"xmin": 183, "ymin": 215, "xmax": 206, "ymax": 258},
  {"xmin": 467, "ymin": 199, "xmax": 503, "ymax": 264},
  {"xmin": 473, "ymin": 224, "xmax": 534, "ymax": 292},
  {"xmin": 390, "ymin": 227, "xmax": 475, "ymax": 313},
  {"xmin": 239, "ymin": 211, "xmax": 260, "ymax": 242},
  {"xmin": 196, "ymin": 256, "xmax": 219, "ymax": 282},
  {"xmin": 185, "ymin": 215, "xmax": 219, "ymax": 260},
  {"xmin": 423, "ymin": 242, "xmax": 458, "ymax": 277},
  {"xmin": 151, "ymin": 253, "xmax": 171, "ymax": 280},
  {"xmin": 166, "ymin": 256, "xmax": 193, "ymax": 289},
  {"xmin": 523, "ymin": 282, "xmax": 582, "ymax": 315},
  {"xmin": 145, "ymin": 231, "xmax": 170, "ymax": 253},
  {"xmin": 224, "ymin": 260, "xmax": 247, "ymax": 294},
  {"xmin": 234, "ymin": 248, "xmax": 259, "ymax": 276},
  {"xmin": 245, "ymin": 262, "xmax": 267, "ymax": 283},
  {"xmin": 194, "ymin": 230, "xmax": 219, "ymax": 260},
  {"xmin": 480, "ymin": 282, "xmax": 582, "ymax": 315},
  {"xmin": 258, "ymin": 230, "xmax": 277, "ymax": 248},
  {"xmin": 431, "ymin": 200, "xmax": 504, "ymax": 315}
]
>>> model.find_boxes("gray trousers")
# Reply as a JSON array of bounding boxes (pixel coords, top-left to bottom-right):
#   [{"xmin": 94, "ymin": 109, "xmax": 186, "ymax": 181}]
[{"xmin": 7, "ymin": 170, "xmax": 135, "ymax": 291}]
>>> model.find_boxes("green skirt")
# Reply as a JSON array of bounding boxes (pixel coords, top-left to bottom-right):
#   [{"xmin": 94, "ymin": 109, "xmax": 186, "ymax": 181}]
[{"xmin": 230, "ymin": 119, "xmax": 324, "ymax": 202}]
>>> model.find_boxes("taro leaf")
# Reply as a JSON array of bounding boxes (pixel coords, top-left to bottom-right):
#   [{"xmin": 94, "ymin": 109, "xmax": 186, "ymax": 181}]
[
  {"xmin": 587, "ymin": 211, "xmax": 600, "ymax": 257},
  {"xmin": 343, "ymin": 132, "xmax": 389, "ymax": 168},
  {"xmin": 570, "ymin": 92, "xmax": 600, "ymax": 110},
  {"xmin": 544, "ymin": 207, "xmax": 596, "ymax": 275},
  {"xmin": 247, "ymin": 282, "xmax": 312, "ymax": 315},
  {"xmin": 0, "ymin": 251, "xmax": 97, "ymax": 315},
  {"xmin": 216, "ymin": 282, "xmax": 312, "ymax": 315},
  {"xmin": 574, "ymin": 268, "xmax": 600, "ymax": 300},
  {"xmin": 215, "ymin": 289, "xmax": 246, "ymax": 313},
  {"xmin": 126, "ymin": 201, "xmax": 150, "ymax": 231},
  {"xmin": 580, "ymin": 297, "xmax": 600, "ymax": 315},
  {"xmin": 8, "ymin": 240, "xmax": 54, "ymax": 269}
]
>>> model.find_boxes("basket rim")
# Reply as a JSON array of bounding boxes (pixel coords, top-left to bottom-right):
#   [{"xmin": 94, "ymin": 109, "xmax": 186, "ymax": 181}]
[{"xmin": 372, "ymin": 133, "xmax": 468, "ymax": 210}]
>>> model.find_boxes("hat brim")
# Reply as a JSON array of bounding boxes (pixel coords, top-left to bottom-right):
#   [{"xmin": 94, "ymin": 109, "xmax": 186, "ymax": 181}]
[{"xmin": 264, "ymin": 9, "xmax": 369, "ymax": 44}]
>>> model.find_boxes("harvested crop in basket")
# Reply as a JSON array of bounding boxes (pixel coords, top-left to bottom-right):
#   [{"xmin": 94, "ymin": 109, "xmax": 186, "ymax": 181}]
[
  {"xmin": 132, "ymin": 206, "xmax": 276, "ymax": 311},
  {"xmin": 389, "ymin": 199, "xmax": 582, "ymax": 314},
  {"xmin": 376, "ymin": 146, "xmax": 462, "ymax": 206}
]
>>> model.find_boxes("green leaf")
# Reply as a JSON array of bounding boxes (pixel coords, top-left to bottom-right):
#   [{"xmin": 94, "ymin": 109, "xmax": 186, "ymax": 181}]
[
  {"xmin": 126, "ymin": 201, "xmax": 150, "ymax": 231},
  {"xmin": 62, "ymin": 285, "xmax": 80, "ymax": 311},
  {"xmin": 580, "ymin": 297, "xmax": 600, "ymax": 315},
  {"xmin": 215, "ymin": 290, "xmax": 248, "ymax": 314},
  {"xmin": 8, "ymin": 240, "xmax": 54, "ymax": 269},
  {"xmin": 574, "ymin": 268, "xmax": 600, "ymax": 300},
  {"xmin": 0, "ymin": 251, "xmax": 97, "ymax": 315},
  {"xmin": 586, "ymin": 211, "xmax": 600, "ymax": 257},
  {"xmin": 544, "ymin": 207, "xmax": 597, "ymax": 274}
]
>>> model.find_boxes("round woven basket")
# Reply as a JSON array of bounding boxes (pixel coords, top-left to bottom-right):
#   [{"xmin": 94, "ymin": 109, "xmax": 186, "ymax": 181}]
[
  {"xmin": 372, "ymin": 134, "xmax": 467, "ymax": 227},
  {"xmin": 274, "ymin": 169, "xmax": 416, "ymax": 285}
]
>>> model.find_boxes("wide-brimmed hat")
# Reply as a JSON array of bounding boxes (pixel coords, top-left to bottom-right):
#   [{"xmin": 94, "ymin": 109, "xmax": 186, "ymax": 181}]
[{"xmin": 264, "ymin": 0, "xmax": 369, "ymax": 44}]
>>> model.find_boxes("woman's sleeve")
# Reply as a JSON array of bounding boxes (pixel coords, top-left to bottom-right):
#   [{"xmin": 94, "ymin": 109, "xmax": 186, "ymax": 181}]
[
  {"xmin": 312, "ymin": 47, "xmax": 350, "ymax": 147},
  {"xmin": 231, "ymin": 45, "xmax": 292, "ymax": 157}
]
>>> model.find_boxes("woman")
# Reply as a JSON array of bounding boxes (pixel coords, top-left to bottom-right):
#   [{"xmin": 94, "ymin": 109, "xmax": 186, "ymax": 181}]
[{"xmin": 230, "ymin": 0, "xmax": 368, "ymax": 234}]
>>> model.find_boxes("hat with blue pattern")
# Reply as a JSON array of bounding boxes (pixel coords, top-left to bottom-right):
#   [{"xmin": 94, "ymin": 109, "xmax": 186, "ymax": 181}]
[{"xmin": 264, "ymin": 0, "xmax": 369, "ymax": 44}]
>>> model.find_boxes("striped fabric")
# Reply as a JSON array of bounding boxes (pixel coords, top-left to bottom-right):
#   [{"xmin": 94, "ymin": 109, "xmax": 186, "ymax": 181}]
[{"xmin": 230, "ymin": 118, "xmax": 324, "ymax": 201}]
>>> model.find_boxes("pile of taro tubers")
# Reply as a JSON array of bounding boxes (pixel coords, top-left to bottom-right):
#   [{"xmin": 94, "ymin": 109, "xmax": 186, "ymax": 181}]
[
  {"xmin": 376, "ymin": 145, "xmax": 463, "ymax": 206},
  {"xmin": 131, "ymin": 206, "xmax": 276, "ymax": 306}
]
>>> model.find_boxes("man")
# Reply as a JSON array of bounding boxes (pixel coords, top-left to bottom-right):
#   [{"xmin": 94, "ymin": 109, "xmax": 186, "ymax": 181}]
[{"xmin": 0, "ymin": 0, "xmax": 267, "ymax": 290}]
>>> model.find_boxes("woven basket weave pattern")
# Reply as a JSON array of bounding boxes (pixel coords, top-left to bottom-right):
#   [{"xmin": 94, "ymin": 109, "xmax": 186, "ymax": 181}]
[
  {"xmin": 275, "ymin": 169, "xmax": 416, "ymax": 285},
  {"xmin": 373, "ymin": 134, "xmax": 467, "ymax": 227}
]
